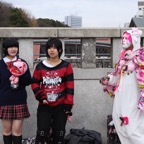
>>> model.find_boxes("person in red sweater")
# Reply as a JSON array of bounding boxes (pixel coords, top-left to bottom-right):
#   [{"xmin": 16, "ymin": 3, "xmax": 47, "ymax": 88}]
[
  {"xmin": 31, "ymin": 38, "xmax": 74, "ymax": 144},
  {"xmin": 0, "ymin": 38, "xmax": 31, "ymax": 144}
]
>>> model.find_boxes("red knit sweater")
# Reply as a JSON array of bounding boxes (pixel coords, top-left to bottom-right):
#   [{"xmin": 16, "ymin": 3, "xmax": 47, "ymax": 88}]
[{"xmin": 31, "ymin": 60, "xmax": 74, "ymax": 107}]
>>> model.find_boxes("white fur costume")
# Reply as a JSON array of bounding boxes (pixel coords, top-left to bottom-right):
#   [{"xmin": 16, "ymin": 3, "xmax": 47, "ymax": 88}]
[{"xmin": 108, "ymin": 28, "xmax": 144, "ymax": 144}]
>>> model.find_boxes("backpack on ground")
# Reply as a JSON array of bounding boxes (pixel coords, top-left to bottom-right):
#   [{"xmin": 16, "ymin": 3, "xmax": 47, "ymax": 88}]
[{"xmin": 65, "ymin": 128, "xmax": 102, "ymax": 144}]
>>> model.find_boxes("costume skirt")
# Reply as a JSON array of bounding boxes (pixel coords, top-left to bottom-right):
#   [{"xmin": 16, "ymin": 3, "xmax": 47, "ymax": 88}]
[{"xmin": 0, "ymin": 104, "xmax": 30, "ymax": 120}]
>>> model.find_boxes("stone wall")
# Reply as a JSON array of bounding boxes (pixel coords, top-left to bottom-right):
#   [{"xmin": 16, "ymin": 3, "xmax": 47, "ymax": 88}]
[{"xmin": 0, "ymin": 28, "xmax": 144, "ymax": 144}]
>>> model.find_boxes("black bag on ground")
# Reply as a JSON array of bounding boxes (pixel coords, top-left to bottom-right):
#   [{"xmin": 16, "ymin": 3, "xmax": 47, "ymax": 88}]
[
  {"xmin": 65, "ymin": 128, "xmax": 102, "ymax": 144},
  {"xmin": 107, "ymin": 115, "xmax": 121, "ymax": 144}
]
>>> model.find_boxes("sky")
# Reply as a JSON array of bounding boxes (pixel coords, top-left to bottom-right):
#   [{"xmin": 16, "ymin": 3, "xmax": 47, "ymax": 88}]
[{"xmin": 2, "ymin": 0, "xmax": 141, "ymax": 28}]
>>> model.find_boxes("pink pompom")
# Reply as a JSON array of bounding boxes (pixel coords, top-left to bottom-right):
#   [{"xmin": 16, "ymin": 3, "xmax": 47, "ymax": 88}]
[
  {"xmin": 128, "ymin": 63, "xmax": 135, "ymax": 72},
  {"xmin": 119, "ymin": 60, "xmax": 126, "ymax": 66}
]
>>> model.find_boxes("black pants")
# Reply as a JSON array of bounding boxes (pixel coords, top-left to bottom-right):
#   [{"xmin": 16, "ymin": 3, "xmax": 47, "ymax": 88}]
[{"xmin": 35, "ymin": 105, "xmax": 67, "ymax": 144}]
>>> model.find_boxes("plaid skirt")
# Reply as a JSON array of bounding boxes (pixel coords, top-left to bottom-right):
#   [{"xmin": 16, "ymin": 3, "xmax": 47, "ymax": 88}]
[{"xmin": 0, "ymin": 104, "xmax": 30, "ymax": 120}]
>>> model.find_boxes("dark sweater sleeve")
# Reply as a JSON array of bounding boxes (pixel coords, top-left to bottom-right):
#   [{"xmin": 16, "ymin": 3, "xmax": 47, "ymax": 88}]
[
  {"xmin": 19, "ymin": 67, "xmax": 32, "ymax": 86},
  {"xmin": 31, "ymin": 64, "xmax": 47, "ymax": 103},
  {"xmin": 18, "ymin": 60, "xmax": 32, "ymax": 86},
  {"xmin": 64, "ymin": 63, "xmax": 74, "ymax": 106}
]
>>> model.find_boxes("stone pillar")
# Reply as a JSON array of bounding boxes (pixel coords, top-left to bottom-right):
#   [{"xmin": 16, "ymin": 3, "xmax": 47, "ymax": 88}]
[
  {"xmin": 61, "ymin": 39, "xmax": 65, "ymax": 59},
  {"xmin": 112, "ymin": 38, "xmax": 121, "ymax": 67},
  {"xmin": 81, "ymin": 38, "xmax": 96, "ymax": 68},
  {"xmin": 19, "ymin": 39, "xmax": 33, "ymax": 68}
]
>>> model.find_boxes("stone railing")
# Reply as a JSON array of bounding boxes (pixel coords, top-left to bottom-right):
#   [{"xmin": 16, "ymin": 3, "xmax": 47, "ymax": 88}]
[{"xmin": 0, "ymin": 28, "xmax": 144, "ymax": 144}]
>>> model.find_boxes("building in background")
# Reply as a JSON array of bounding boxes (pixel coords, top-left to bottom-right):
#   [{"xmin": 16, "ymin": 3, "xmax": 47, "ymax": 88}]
[
  {"xmin": 124, "ymin": 1, "xmax": 144, "ymax": 27},
  {"xmin": 129, "ymin": 1, "xmax": 144, "ymax": 27},
  {"xmin": 136, "ymin": 1, "xmax": 144, "ymax": 17},
  {"xmin": 64, "ymin": 15, "xmax": 82, "ymax": 27}
]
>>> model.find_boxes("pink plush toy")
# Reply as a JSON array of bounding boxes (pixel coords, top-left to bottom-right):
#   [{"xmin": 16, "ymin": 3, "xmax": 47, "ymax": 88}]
[
  {"xmin": 115, "ymin": 49, "xmax": 136, "ymax": 74},
  {"xmin": 9, "ymin": 59, "xmax": 27, "ymax": 89},
  {"xmin": 99, "ymin": 76, "xmax": 115, "ymax": 97}
]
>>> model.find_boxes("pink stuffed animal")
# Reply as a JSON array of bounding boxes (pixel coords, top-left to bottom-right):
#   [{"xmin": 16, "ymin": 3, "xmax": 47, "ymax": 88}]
[
  {"xmin": 9, "ymin": 59, "xmax": 27, "ymax": 89},
  {"xmin": 123, "ymin": 50, "xmax": 135, "ymax": 74},
  {"xmin": 99, "ymin": 76, "xmax": 115, "ymax": 97}
]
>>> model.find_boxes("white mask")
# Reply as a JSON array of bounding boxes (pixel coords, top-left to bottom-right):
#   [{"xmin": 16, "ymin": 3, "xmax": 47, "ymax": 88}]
[
  {"xmin": 122, "ymin": 33, "xmax": 132, "ymax": 49},
  {"xmin": 122, "ymin": 41, "xmax": 131, "ymax": 49}
]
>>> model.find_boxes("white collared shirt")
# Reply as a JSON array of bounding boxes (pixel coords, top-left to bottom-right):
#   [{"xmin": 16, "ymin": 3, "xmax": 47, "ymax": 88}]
[{"xmin": 3, "ymin": 56, "xmax": 17, "ymax": 63}]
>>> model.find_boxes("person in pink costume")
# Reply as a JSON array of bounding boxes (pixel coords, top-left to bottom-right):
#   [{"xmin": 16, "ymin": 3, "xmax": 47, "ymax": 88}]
[{"xmin": 100, "ymin": 28, "xmax": 144, "ymax": 144}]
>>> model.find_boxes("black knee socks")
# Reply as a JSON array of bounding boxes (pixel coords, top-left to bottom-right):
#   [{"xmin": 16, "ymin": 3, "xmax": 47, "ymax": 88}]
[
  {"xmin": 3, "ymin": 135, "xmax": 12, "ymax": 144},
  {"xmin": 12, "ymin": 135, "xmax": 22, "ymax": 144}
]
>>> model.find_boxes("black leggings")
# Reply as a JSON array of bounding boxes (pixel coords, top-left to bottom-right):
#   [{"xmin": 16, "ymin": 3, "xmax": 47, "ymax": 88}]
[{"xmin": 35, "ymin": 107, "xmax": 67, "ymax": 144}]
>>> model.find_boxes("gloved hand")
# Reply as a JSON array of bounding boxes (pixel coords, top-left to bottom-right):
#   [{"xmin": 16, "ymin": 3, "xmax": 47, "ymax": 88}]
[
  {"xmin": 63, "ymin": 104, "xmax": 73, "ymax": 123},
  {"xmin": 63, "ymin": 104, "xmax": 73, "ymax": 116}
]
